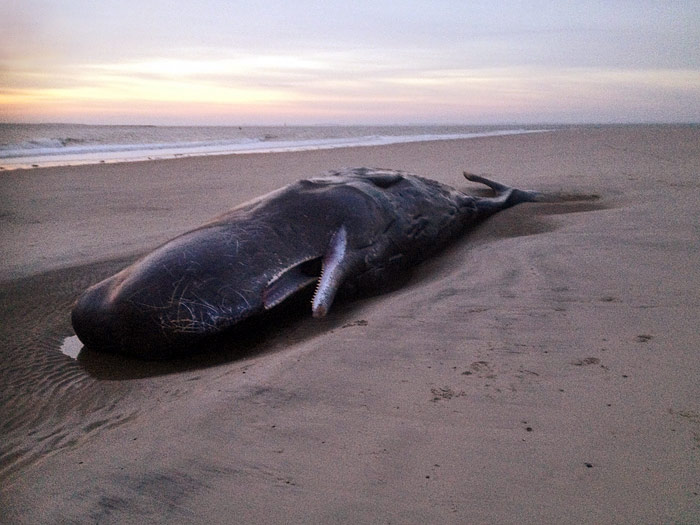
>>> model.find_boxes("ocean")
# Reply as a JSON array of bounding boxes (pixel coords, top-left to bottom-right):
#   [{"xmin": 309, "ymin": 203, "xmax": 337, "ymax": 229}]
[{"xmin": 0, "ymin": 123, "xmax": 552, "ymax": 171}]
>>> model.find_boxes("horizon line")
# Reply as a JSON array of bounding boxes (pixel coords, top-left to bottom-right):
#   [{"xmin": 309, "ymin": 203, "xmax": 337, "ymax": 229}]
[{"xmin": 1, "ymin": 121, "xmax": 698, "ymax": 128}]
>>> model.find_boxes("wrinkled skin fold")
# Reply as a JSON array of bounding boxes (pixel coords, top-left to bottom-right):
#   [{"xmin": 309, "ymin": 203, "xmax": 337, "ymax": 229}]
[{"xmin": 71, "ymin": 168, "xmax": 542, "ymax": 359}]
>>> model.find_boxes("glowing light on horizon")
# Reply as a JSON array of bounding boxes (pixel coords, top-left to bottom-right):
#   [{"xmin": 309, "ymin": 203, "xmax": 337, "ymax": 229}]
[{"xmin": 2, "ymin": 50, "xmax": 699, "ymax": 125}]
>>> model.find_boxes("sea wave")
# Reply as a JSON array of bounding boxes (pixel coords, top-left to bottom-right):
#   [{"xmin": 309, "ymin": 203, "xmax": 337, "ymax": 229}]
[
  {"xmin": 0, "ymin": 137, "xmax": 260, "ymax": 159},
  {"xmin": 0, "ymin": 137, "xmax": 88, "ymax": 153},
  {"xmin": 0, "ymin": 127, "xmax": 553, "ymax": 170}
]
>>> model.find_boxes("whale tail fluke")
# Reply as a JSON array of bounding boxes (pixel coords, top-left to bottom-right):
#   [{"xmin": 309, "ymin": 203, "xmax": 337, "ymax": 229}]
[{"xmin": 463, "ymin": 171, "xmax": 543, "ymax": 213}]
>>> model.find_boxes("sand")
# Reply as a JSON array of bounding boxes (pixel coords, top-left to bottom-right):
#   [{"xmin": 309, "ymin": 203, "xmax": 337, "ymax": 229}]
[{"xmin": 1, "ymin": 125, "xmax": 698, "ymax": 523}]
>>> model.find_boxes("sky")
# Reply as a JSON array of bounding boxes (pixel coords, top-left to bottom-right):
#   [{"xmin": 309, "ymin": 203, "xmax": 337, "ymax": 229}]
[{"xmin": 1, "ymin": 1, "xmax": 699, "ymax": 125}]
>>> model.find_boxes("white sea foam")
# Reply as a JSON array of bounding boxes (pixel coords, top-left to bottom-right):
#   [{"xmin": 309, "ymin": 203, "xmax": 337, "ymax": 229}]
[{"xmin": 0, "ymin": 125, "xmax": 553, "ymax": 170}]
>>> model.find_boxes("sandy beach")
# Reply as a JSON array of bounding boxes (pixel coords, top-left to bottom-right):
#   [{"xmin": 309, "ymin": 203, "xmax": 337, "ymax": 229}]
[{"xmin": 1, "ymin": 125, "xmax": 698, "ymax": 523}]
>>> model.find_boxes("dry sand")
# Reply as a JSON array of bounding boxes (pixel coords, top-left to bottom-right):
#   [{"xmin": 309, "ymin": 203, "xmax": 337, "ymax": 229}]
[{"xmin": 1, "ymin": 125, "xmax": 698, "ymax": 523}]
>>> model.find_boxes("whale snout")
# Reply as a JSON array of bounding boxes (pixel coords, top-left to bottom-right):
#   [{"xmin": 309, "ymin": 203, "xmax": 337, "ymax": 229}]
[
  {"xmin": 71, "ymin": 278, "xmax": 128, "ymax": 353},
  {"xmin": 70, "ymin": 271, "xmax": 227, "ymax": 359},
  {"xmin": 71, "ymin": 280, "xmax": 116, "ymax": 350},
  {"xmin": 71, "ymin": 274, "xmax": 165, "ymax": 357}
]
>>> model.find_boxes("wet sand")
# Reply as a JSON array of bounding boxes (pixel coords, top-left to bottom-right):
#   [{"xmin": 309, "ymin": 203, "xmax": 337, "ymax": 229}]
[{"xmin": 1, "ymin": 125, "xmax": 698, "ymax": 523}]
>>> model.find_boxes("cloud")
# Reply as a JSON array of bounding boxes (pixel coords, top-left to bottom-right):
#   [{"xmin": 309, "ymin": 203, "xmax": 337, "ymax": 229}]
[{"xmin": 1, "ymin": 1, "xmax": 699, "ymax": 123}]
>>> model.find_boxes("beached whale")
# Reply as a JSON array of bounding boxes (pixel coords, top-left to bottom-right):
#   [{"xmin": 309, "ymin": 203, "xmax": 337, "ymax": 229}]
[{"xmin": 71, "ymin": 168, "xmax": 542, "ymax": 359}]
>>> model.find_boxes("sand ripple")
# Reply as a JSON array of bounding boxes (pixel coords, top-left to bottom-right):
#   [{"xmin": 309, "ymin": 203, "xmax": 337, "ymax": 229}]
[{"xmin": 0, "ymin": 261, "xmax": 138, "ymax": 480}]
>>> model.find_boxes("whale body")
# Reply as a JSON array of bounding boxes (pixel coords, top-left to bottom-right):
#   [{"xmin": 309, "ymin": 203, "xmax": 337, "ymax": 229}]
[{"xmin": 71, "ymin": 168, "xmax": 542, "ymax": 358}]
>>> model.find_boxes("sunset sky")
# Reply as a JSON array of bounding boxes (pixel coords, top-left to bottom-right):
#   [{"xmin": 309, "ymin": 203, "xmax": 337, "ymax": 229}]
[{"xmin": 1, "ymin": 1, "xmax": 698, "ymax": 125}]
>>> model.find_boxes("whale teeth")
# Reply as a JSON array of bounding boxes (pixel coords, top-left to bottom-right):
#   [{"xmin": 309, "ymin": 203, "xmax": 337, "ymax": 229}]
[
  {"xmin": 311, "ymin": 226, "xmax": 347, "ymax": 318},
  {"xmin": 311, "ymin": 271, "xmax": 324, "ymax": 307}
]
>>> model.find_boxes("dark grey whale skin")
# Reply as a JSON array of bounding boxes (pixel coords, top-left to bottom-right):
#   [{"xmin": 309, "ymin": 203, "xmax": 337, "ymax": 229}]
[{"xmin": 71, "ymin": 168, "xmax": 541, "ymax": 359}]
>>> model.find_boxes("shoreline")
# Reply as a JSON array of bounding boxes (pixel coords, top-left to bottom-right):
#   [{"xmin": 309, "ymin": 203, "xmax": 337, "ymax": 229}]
[
  {"xmin": 3, "ymin": 123, "xmax": 697, "ymax": 173},
  {"xmin": 1, "ymin": 125, "xmax": 699, "ymax": 523},
  {"xmin": 0, "ymin": 126, "xmax": 555, "ymax": 171}
]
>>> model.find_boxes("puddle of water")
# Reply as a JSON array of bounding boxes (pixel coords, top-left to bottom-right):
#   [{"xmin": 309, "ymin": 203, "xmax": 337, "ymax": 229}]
[{"xmin": 60, "ymin": 335, "xmax": 83, "ymax": 359}]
